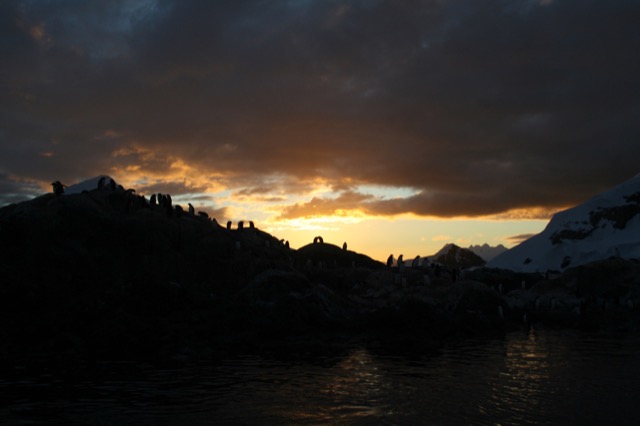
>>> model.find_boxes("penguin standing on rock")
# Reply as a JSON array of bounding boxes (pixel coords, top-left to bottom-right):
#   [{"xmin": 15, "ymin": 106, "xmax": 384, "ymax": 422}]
[{"xmin": 51, "ymin": 181, "xmax": 66, "ymax": 196}]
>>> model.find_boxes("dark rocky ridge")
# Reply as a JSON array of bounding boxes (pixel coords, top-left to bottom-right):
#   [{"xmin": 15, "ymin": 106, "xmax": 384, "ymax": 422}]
[{"xmin": 1, "ymin": 185, "xmax": 640, "ymax": 363}]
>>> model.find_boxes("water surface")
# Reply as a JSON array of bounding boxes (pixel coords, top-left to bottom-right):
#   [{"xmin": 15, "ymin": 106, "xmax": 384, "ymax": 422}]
[{"xmin": 3, "ymin": 329, "xmax": 640, "ymax": 425}]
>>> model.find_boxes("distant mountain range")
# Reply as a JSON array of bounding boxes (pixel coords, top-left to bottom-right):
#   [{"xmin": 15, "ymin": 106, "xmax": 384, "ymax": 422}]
[
  {"xmin": 467, "ymin": 243, "xmax": 508, "ymax": 261},
  {"xmin": 489, "ymin": 174, "xmax": 640, "ymax": 272}
]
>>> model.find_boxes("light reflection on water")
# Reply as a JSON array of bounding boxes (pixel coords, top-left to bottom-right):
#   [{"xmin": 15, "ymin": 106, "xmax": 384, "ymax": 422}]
[{"xmin": 3, "ymin": 329, "xmax": 640, "ymax": 425}]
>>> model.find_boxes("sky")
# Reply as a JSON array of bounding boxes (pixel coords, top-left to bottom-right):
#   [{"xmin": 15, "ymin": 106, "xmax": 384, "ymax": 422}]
[{"xmin": 1, "ymin": 0, "xmax": 640, "ymax": 262}]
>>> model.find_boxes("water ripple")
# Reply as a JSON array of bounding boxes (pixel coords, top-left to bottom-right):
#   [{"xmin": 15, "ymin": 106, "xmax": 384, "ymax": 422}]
[{"xmin": 3, "ymin": 330, "xmax": 640, "ymax": 425}]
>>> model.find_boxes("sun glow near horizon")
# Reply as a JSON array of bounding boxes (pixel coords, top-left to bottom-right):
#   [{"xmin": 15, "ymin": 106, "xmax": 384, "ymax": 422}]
[
  {"xmin": 263, "ymin": 212, "xmax": 548, "ymax": 263},
  {"xmin": 36, "ymin": 172, "xmax": 551, "ymax": 263}
]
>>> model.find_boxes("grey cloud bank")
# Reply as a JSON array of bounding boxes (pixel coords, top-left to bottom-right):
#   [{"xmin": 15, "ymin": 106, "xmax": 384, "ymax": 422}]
[{"xmin": 1, "ymin": 0, "xmax": 639, "ymax": 218}]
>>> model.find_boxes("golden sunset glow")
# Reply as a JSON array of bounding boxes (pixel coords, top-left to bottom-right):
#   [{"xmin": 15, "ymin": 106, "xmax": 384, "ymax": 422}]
[{"xmin": 2, "ymin": 0, "xmax": 638, "ymax": 261}]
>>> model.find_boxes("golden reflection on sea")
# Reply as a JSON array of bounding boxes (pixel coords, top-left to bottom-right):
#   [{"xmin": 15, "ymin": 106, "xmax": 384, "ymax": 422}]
[
  {"xmin": 489, "ymin": 328, "xmax": 563, "ymax": 421},
  {"xmin": 277, "ymin": 348, "xmax": 390, "ymax": 423}
]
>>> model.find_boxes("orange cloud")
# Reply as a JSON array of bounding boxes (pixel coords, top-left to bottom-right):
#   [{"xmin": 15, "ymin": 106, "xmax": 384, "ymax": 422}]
[{"xmin": 278, "ymin": 191, "xmax": 375, "ymax": 219}]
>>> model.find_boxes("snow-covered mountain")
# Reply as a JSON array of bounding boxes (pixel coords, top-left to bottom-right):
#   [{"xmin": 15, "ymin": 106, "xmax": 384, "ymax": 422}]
[
  {"xmin": 488, "ymin": 174, "xmax": 640, "ymax": 272},
  {"xmin": 467, "ymin": 243, "xmax": 507, "ymax": 261}
]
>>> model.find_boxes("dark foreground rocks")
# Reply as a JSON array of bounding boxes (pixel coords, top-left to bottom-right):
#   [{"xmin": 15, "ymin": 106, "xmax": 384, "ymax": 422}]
[{"xmin": 1, "ymin": 187, "xmax": 640, "ymax": 364}]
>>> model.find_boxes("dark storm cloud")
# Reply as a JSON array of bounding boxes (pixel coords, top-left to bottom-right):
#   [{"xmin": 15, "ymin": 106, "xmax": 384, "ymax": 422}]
[
  {"xmin": 2, "ymin": 0, "xmax": 640, "ymax": 216},
  {"xmin": 278, "ymin": 187, "xmax": 558, "ymax": 219}
]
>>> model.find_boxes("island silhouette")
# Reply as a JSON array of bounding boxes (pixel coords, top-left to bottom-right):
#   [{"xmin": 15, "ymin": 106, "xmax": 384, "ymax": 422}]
[{"xmin": 1, "ymin": 175, "xmax": 639, "ymax": 362}]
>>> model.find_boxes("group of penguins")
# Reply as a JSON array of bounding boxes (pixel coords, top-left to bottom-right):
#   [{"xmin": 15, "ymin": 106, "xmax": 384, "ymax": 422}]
[
  {"xmin": 387, "ymin": 254, "xmax": 432, "ymax": 269},
  {"xmin": 48, "ymin": 177, "xmax": 303, "ymax": 256},
  {"xmin": 51, "ymin": 176, "xmax": 214, "ymax": 222}
]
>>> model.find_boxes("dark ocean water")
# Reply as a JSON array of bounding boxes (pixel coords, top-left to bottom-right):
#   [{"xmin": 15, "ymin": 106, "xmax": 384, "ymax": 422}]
[{"xmin": 3, "ymin": 329, "xmax": 640, "ymax": 425}]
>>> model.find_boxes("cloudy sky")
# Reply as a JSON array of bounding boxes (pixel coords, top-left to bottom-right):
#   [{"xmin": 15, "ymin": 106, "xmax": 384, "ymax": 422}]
[{"xmin": 1, "ymin": 0, "xmax": 639, "ymax": 260}]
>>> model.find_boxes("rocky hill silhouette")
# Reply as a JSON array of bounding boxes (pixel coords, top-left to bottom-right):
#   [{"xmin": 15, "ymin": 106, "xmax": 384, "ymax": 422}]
[
  {"xmin": 2, "ymin": 179, "xmax": 640, "ymax": 363},
  {"xmin": 431, "ymin": 243, "xmax": 486, "ymax": 269},
  {"xmin": 0, "ymin": 183, "xmax": 369, "ymax": 359}
]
